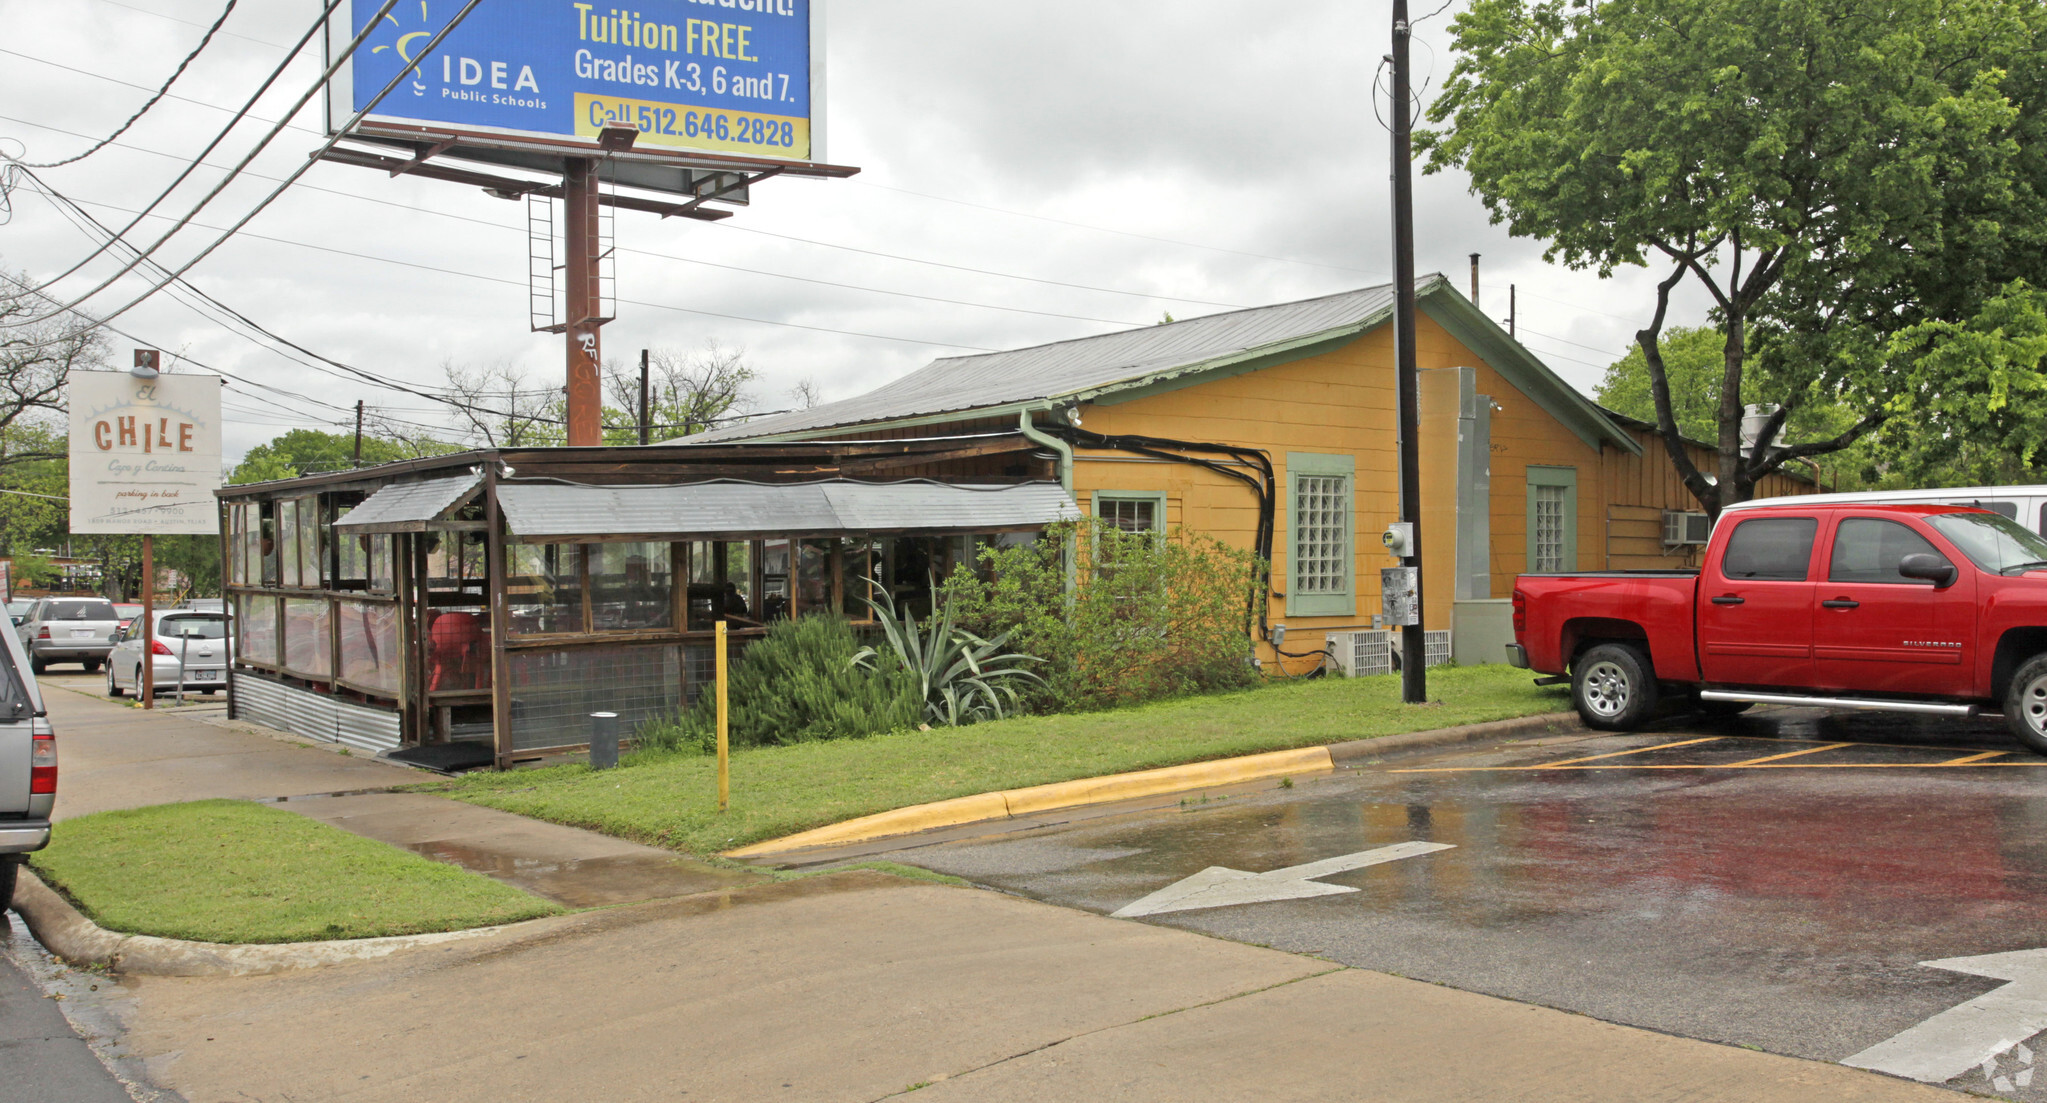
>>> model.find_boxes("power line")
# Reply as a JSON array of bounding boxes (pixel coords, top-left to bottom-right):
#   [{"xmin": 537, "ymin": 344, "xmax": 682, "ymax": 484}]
[
  {"xmin": 14, "ymin": 0, "xmax": 240, "ymax": 169},
  {"xmin": 2, "ymin": 0, "xmax": 442, "ymax": 331},
  {"xmin": 0, "ymin": 2, "xmax": 341, "ymax": 298}
]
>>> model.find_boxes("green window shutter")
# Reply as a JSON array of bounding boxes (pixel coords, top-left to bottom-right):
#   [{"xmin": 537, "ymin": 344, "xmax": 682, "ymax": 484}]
[
  {"xmin": 1525, "ymin": 465, "xmax": 1578, "ymax": 573},
  {"xmin": 1286, "ymin": 452, "xmax": 1356, "ymax": 618}
]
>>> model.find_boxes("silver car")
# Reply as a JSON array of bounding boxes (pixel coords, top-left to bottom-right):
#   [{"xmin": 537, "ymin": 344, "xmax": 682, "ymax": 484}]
[
  {"xmin": 107, "ymin": 611, "xmax": 231, "ymax": 697},
  {"xmin": 20, "ymin": 597, "xmax": 122, "ymax": 674}
]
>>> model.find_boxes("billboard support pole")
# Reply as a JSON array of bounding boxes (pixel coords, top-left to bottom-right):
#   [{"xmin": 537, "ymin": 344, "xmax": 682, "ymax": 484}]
[
  {"xmin": 564, "ymin": 157, "xmax": 604, "ymax": 448},
  {"xmin": 141, "ymin": 535, "xmax": 155, "ymax": 710}
]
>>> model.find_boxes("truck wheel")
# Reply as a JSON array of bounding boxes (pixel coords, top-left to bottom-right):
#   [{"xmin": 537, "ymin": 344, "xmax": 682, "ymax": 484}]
[
  {"xmin": 2004, "ymin": 655, "xmax": 2047, "ymax": 754},
  {"xmin": 1573, "ymin": 643, "xmax": 1659, "ymax": 731},
  {"xmin": 0, "ymin": 859, "xmax": 16, "ymax": 911}
]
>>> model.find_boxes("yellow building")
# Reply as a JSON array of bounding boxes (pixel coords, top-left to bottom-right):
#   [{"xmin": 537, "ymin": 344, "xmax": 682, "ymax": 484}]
[{"xmin": 694, "ymin": 275, "xmax": 1811, "ymax": 674}]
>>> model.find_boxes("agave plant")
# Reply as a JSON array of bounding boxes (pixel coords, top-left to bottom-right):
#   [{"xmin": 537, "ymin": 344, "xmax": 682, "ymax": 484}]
[{"xmin": 851, "ymin": 582, "xmax": 1043, "ymax": 726}]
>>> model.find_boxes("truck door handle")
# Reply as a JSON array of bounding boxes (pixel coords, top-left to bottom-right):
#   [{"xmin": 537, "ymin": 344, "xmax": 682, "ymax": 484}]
[
  {"xmin": 1710, "ymin": 595, "xmax": 1745, "ymax": 605},
  {"xmin": 1821, "ymin": 598, "xmax": 1861, "ymax": 610}
]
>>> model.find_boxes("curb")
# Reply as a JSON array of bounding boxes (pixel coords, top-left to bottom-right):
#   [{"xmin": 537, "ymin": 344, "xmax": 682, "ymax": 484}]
[
  {"xmin": 727, "ymin": 711, "xmax": 1586, "ymax": 859},
  {"xmin": 8, "ymin": 868, "xmax": 503, "ymax": 977}
]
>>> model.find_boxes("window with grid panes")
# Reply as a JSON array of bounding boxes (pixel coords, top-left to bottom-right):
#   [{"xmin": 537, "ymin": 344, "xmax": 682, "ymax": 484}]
[
  {"xmin": 1531, "ymin": 484, "xmax": 1567, "ymax": 571},
  {"xmin": 1294, "ymin": 476, "xmax": 1348, "ymax": 593},
  {"xmin": 1100, "ymin": 496, "xmax": 1155, "ymax": 533}
]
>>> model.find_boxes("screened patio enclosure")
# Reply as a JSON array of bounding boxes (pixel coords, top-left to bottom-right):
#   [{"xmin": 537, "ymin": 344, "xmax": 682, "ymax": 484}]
[{"xmin": 217, "ymin": 437, "xmax": 1074, "ymax": 767}]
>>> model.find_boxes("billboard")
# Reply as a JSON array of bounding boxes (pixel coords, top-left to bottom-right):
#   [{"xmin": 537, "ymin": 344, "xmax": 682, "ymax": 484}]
[
  {"xmin": 68, "ymin": 372, "xmax": 223, "ymax": 536},
  {"xmin": 327, "ymin": 0, "xmax": 825, "ymax": 163}
]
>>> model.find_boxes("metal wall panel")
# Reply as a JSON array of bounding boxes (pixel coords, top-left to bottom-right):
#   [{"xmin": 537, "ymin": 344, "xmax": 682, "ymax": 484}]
[
  {"xmin": 498, "ymin": 480, "xmax": 1077, "ymax": 540},
  {"xmin": 230, "ymin": 673, "xmax": 400, "ymax": 753}
]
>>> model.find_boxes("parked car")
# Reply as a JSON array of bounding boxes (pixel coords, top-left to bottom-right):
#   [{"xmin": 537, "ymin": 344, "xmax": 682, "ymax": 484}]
[
  {"xmin": 1509, "ymin": 501, "xmax": 2047, "ymax": 751},
  {"xmin": 18, "ymin": 597, "xmax": 123, "ymax": 674},
  {"xmin": 0, "ymin": 602, "xmax": 53, "ymax": 909},
  {"xmin": 112, "ymin": 602, "xmax": 145, "ymax": 630},
  {"xmin": 178, "ymin": 598, "xmax": 226, "ymax": 614},
  {"xmin": 5, "ymin": 599, "xmax": 31, "ymax": 628},
  {"xmin": 107, "ymin": 610, "xmax": 231, "ymax": 697}
]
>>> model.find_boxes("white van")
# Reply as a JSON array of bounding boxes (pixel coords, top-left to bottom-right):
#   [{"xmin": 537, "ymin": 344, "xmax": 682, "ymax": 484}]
[{"xmin": 1731, "ymin": 485, "xmax": 2047, "ymax": 535}]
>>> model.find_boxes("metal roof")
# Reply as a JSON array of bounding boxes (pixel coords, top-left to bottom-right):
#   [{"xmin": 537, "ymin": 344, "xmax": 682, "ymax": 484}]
[
  {"xmin": 333, "ymin": 473, "xmax": 481, "ymax": 533},
  {"xmin": 495, "ymin": 480, "xmax": 1080, "ymax": 540},
  {"xmin": 686, "ymin": 275, "xmax": 1636, "ymax": 455},
  {"xmin": 687, "ymin": 282, "xmax": 1407, "ymax": 443}
]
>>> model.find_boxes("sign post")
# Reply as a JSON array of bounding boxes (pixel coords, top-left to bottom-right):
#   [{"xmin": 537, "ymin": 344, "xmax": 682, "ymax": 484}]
[{"xmin": 68, "ymin": 357, "xmax": 221, "ymax": 709}]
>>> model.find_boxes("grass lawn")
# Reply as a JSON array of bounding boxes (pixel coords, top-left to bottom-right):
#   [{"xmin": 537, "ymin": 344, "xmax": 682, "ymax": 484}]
[
  {"xmin": 426, "ymin": 664, "xmax": 1568, "ymax": 858},
  {"xmin": 31, "ymin": 800, "xmax": 564, "ymax": 944}
]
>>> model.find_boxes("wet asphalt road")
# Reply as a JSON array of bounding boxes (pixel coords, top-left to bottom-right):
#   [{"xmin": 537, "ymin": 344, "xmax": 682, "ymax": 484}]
[{"xmin": 894, "ymin": 708, "xmax": 2047, "ymax": 1099}]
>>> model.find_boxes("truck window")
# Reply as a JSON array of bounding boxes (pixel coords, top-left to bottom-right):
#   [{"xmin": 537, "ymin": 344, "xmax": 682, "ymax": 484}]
[
  {"xmin": 1720, "ymin": 517, "xmax": 1818, "ymax": 581},
  {"xmin": 1947, "ymin": 499, "xmax": 2017, "ymax": 519},
  {"xmin": 1829, "ymin": 518, "xmax": 1942, "ymax": 584}
]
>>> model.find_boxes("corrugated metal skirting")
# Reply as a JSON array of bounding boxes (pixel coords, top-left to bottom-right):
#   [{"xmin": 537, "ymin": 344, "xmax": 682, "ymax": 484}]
[{"xmin": 233, "ymin": 675, "xmax": 401, "ymax": 754}]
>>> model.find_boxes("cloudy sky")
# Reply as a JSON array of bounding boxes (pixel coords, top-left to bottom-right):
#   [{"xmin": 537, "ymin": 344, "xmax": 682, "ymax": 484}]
[{"xmin": 0, "ymin": 0, "xmax": 1719, "ymax": 462}]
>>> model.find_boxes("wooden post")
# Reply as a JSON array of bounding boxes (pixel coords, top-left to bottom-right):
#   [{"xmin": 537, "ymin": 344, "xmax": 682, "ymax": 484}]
[
  {"xmin": 485, "ymin": 464, "xmax": 514, "ymax": 767},
  {"xmin": 140, "ymin": 535, "xmax": 155, "ymax": 709},
  {"xmin": 715, "ymin": 618, "xmax": 729, "ymax": 811}
]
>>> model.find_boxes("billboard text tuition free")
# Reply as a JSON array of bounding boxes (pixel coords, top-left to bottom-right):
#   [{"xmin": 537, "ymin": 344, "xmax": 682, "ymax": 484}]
[{"xmin": 331, "ymin": 0, "xmax": 822, "ymax": 162}]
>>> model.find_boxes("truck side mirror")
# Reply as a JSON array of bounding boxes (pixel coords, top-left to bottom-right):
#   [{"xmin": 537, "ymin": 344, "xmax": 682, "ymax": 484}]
[{"xmin": 1898, "ymin": 553, "xmax": 1957, "ymax": 587}]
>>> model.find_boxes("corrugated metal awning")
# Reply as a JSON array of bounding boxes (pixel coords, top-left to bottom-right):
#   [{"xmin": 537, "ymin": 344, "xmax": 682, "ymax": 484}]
[
  {"xmin": 495, "ymin": 480, "xmax": 1079, "ymax": 541},
  {"xmin": 333, "ymin": 473, "xmax": 481, "ymax": 534}
]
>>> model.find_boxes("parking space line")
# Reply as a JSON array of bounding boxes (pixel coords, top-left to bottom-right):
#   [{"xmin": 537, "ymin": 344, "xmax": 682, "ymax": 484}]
[
  {"xmin": 1936, "ymin": 749, "xmax": 2010, "ymax": 765},
  {"xmin": 1725, "ymin": 742, "xmax": 1853, "ymax": 766},
  {"xmin": 1531, "ymin": 737, "xmax": 1723, "ymax": 768}
]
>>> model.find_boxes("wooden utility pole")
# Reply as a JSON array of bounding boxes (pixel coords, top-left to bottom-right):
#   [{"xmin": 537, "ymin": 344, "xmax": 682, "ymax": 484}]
[
  {"xmin": 352, "ymin": 400, "xmax": 365, "ymax": 466},
  {"xmin": 638, "ymin": 348, "xmax": 651, "ymax": 446},
  {"xmin": 1391, "ymin": 0, "xmax": 1427, "ymax": 704},
  {"xmin": 563, "ymin": 157, "xmax": 605, "ymax": 447},
  {"xmin": 140, "ymin": 535, "xmax": 154, "ymax": 708}
]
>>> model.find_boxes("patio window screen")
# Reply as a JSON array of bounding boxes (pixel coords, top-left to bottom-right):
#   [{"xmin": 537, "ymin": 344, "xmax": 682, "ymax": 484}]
[
  {"xmin": 507, "ymin": 644, "xmax": 682, "ymax": 752},
  {"xmin": 337, "ymin": 601, "xmax": 402, "ymax": 696},
  {"xmin": 507, "ymin": 543, "xmax": 585, "ymax": 634},
  {"xmin": 282, "ymin": 598, "xmax": 332, "ymax": 678},
  {"xmin": 239, "ymin": 595, "xmax": 278, "ymax": 665},
  {"xmin": 589, "ymin": 542, "xmax": 674, "ymax": 631}
]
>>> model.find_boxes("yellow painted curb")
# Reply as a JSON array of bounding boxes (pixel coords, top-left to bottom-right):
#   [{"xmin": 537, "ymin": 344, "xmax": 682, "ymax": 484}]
[{"xmin": 725, "ymin": 745, "xmax": 1334, "ymax": 859}]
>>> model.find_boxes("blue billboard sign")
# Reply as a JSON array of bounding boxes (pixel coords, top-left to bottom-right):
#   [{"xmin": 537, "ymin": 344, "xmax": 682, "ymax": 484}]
[{"xmin": 328, "ymin": 0, "xmax": 824, "ymax": 163}]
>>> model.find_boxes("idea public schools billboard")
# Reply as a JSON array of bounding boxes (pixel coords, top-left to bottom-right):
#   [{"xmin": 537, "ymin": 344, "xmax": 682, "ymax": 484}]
[
  {"xmin": 326, "ymin": 0, "xmax": 825, "ymax": 163},
  {"xmin": 68, "ymin": 372, "xmax": 223, "ymax": 536}
]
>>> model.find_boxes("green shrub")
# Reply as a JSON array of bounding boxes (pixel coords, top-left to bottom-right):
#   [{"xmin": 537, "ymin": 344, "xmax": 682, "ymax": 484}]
[
  {"xmin": 634, "ymin": 614, "xmax": 921, "ymax": 754},
  {"xmin": 854, "ymin": 584, "xmax": 1043, "ymax": 726},
  {"xmin": 941, "ymin": 520, "xmax": 1263, "ymax": 713}
]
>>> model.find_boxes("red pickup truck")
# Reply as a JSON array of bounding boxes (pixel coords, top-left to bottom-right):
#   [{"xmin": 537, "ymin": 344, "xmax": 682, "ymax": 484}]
[{"xmin": 1508, "ymin": 501, "xmax": 2047, "ymax": 752}]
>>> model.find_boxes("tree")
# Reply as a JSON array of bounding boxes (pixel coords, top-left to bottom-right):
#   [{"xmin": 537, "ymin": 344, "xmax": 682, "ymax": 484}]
[
  {"xmin": 1422, "ymin": 0, "xmax": 2047, "ymax": 516},
  {"xmin": 600, "ymin": 340, "xmax": 757, "ymax": 443},
  {"xmin": 226, "ymin": 428, "xmax": 458, "ymax": 485},
  {"xmin": 0, "ymin": 266, "xmax": 105, "ymax": 473},
  {"xmin": 439, "ymin": 360, "xmax": 566, "ymax": 448}
]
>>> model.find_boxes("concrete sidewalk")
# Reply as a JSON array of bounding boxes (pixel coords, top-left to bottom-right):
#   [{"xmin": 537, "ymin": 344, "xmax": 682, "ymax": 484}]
[
  {"xmin": 21, "ymin": 680, "xmax": 1958, "ymax": 1101},
  {"xmin": 38, "ymin": 675, "xmax": 417, "ymax": 820}
]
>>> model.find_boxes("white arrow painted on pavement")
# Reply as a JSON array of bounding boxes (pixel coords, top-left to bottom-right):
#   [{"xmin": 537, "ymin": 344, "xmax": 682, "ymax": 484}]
[
  {"xmin": 1110, "ymin": 841, "xmax": 1456, "ymax": 919},
  {"xmin": 1843, "ymin": 948, "xmax": 2047, "ymax": 1084}
]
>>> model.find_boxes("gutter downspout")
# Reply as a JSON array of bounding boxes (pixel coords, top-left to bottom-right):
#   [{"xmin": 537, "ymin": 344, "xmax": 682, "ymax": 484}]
[
  {"xmin": 1020, "ymin": 406, "xmax": 1078, "ymax": 594},
  {"xmin": 1018, "ymin": 405, "xmax": 1072, "ymax": 494}
]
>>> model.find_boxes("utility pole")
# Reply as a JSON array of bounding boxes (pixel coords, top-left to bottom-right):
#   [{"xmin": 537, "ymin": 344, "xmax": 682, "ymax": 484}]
[
  {"xmin": 563, "ymin": 157, "xmax": 605, "ymax": 447},
  {"xmin": 1391, "ymin": 0, "xmax": 1427, "ymax": 704},
  {"xmin": 638, "ymin": 348, "xmax": 651, "ymax": 446},
  {"xmin": 1468, "ymin": 253, "xmax": 1480, "ymax": 309},
  {"xmin": 352, "ymin": 400, "xmax": 364, "ymax": 467},
  {"xmin": 1509, "ymin": 284, "xmax": 1517, "ymax": 337}
]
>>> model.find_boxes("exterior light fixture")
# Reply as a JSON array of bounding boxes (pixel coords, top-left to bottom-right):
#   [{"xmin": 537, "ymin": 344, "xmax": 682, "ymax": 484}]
[
  {"xmin": 596, "ymin": 126, "xmax": 638, "ymax": 152},
  {"xmin": 131, "ymin": 349, "xmax": 160, "ymax": 380}
]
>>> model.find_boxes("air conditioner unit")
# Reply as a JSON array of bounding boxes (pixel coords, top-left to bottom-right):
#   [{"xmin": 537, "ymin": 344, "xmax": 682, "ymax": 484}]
[
  {"xmin": 1325, "ymin": 630, "xmax": 1452, "ymax": 675},
  {"xmin": 1326, "ymin": 630, "xmax": 1394, "ymax": 677},
  {"xmin": 1662, "ymin": 510, "xmax": 1711, "ymax": 546}
]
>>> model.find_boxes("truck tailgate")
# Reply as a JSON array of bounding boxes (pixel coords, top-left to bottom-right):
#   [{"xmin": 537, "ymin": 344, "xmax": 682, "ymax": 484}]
[{"xmin": 1516, "ymin": 572, "xmax": 1701, "ymax": 681}]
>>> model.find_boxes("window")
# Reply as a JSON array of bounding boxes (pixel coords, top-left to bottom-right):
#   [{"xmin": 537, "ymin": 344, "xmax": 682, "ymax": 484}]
[
  {"xmin": 1525, "ymin": 466, "xmax": 1578, "ymax": 573},
  {"xmin": 1947, "ymin": 499, "xmax": 2016, "ymax": 520},
  {"xmin": 589, "ymin": 542, "xmax": 674, "ymax": 631},
  {"xmin": 1829, "ymin": 518, "xmax": 1943, "ymax": 584},
  {"xmin": 507, "ymin": 544, "xmax": 585, "ymax": 634},
  {"xmin": 1720, "ymin": 517, "xmax": 1819, "ymax": 581},
  {"xmin": 1286, "ymin": 452, "xmax": 1354, "ymax": 617},
  {"xmin": 1093, "ymin": 491, "xmax": 1166, "ymax": 535}
]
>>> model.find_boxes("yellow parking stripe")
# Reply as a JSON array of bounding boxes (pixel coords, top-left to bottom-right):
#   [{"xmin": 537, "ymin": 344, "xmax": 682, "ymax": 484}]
[
  {"xmin": 1531, "ymin": 737, "xmax": 1723, "ymax": 768},
  {"xmin": 1390, "ymin": 758, "xmax": 2046, "ymax": 774},
  {"xmin": 1936, "ymin": 750, "xmax": 2009, "ymax": 765},
  {"xmin": 1726, "ymin": 742, "xmax": 1852, "ymax": 766}
]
